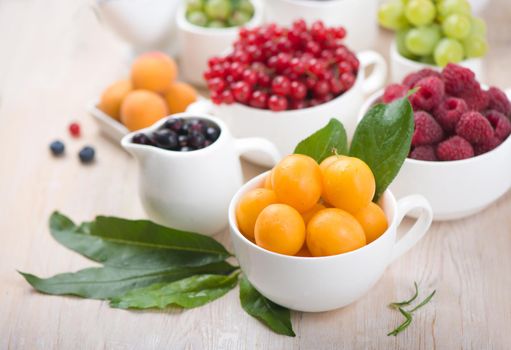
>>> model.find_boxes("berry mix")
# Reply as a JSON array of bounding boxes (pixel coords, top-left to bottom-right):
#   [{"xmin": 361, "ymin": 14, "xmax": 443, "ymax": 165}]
[
  {"xmin": 131, "ymin": 117, "xmax": 221, "ymax": 152},
  {"xmin": 382, "ymin": 64, "xmax": 511, "ymax": 161},
  {"xmin": 203, "ymin": 20, "xmax": 359, "ymax": 111}
]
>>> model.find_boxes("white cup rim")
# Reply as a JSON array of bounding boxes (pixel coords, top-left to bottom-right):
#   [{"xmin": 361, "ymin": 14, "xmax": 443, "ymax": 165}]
[
  {"xmin": 358, "ymin": 89, "xmax": 511, "ymax": 167},
  {"xmin": 228, "ymin": 171, "xmax": 399, "ymax": 261}
]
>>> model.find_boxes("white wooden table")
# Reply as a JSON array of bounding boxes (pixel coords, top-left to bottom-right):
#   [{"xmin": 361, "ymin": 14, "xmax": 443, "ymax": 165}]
[{"xmin": 1, "ymin": 0, "xmax": 510, "ymax": 348}]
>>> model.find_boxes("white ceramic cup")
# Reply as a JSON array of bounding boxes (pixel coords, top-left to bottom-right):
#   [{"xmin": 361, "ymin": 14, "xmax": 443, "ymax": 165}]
[
  {"xmin": 263, "ymin": 0, "xmax": 378, "ymax": 52},
  {"xmin": 121, "ymin": 113, "xmax": 281, "ymax": 236},
  {"xmin": 390, "ymin": 41, "xmax": 484, "ymax": 84},
  {"xmin": 176, "ymin": 0, "xmax": 264, "ymax": 86},
  {"xmin": 187, "ymin": 50, "xmax": 387, "ymax": 167},
  {"xmin": 229, "ymin": 172, "xmax": 433, "ymax": 312},
  {"xmin": 358, "ymin": 89, "xmax": 511, "ymax": 221}
]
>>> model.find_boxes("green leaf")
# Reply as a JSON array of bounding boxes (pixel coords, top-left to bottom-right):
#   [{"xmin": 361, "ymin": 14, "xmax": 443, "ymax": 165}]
[
  {"xmin": 110, "ymin": 272, "xmax": 240, "ymax": 309},
  {"xmin": 349, "ymin": 96, "xmax": 414, "ymax": 201},
  {"xmin": 49, "ymin": 212, "xmax": 230, "ymax": 269},
  {"xmin": 19, "ymin": 261, "xmax": 237, "ymax": 300},
  {"xmin": 294, "ymin": 118, "xmax": 348, "ymax": 163},
  {"xmin": 239, "ymin": 275, "xmax": 295, "ymax": 337}
]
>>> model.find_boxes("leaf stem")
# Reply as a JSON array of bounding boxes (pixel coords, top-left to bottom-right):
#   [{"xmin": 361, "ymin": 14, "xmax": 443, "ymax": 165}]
[{"xmin": 389, "ymin": 281, "xmax": 419, "ymax": 309}]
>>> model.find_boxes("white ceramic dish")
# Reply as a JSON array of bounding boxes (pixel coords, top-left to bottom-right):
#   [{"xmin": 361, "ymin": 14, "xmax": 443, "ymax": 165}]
[
  {"xmin": 229, "ymin": 172, "xmax": 433, "ymax": 312},
  {"xmin": 121, "ymin": 114, "xmax": 280, "ymax": 236},
  {"xmin": 390, "ymin": 41, "xmax": 484, "ymax": 83},
  {"xmin": 176, "ymin": 0, "xmax": 264, "ymax": 86},
  {"xmin": 263, "ymin": 0, "xmax": 378, "ymax": 52},
  {"xmin": 187, "ymin": 50, "xmax": 387, "ymax": 167},
  {"xmin": 358, "ymin": 89, "xmax": 511, "ymax": 221}
]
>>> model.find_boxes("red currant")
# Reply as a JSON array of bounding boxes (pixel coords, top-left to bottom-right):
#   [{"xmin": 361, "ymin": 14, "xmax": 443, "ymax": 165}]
[
  {"xmin": 249, "ymin": 90, "xmax": 268, "ymax": 109},
  {"xmin": 268, "ymin": 95, "xmax": 288, "ymax": 111},
  {"xmin": 69, "ymin": 122, "xmax": 80, "ymax": 137},
  {"xmin": 221, "ymin": 90, "xmax": 235, "ymax": 104},
  {"xmin": 271, "ymin": 76, "xmax": 291, "ymax": 96},
  {"xmin": 242, "ymin": 70, "xmax": 258, "ymax": 86},
  {"xmin": 207, "ymin": 77, "xmax": 226, "ymax": 92},
  {"xmin": 314, "ymin": 80, "xmax": 330, "ymax": 97},
  {"xmin": 290, "ymin": 81, "xmax": 307, "ymax": 100},
  {"xmin": 232, "ymin": 81, "xmax": 251, "ymax": 103}
]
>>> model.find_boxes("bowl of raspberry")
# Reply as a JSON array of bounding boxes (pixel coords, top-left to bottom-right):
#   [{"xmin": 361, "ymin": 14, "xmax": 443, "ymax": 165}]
[
  {"xmin": 187, "ymin": 20, "xmax": 387, "ymax": 167},
  {"xmin": 358, "ymin": 64, "xmax": 511, "ymax": 221}
]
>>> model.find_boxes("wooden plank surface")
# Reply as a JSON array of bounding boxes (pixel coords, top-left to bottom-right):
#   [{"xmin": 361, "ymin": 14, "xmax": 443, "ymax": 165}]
[{"xmin": 1, "ymin": 0, "xmax": 510, "ymax": 349}]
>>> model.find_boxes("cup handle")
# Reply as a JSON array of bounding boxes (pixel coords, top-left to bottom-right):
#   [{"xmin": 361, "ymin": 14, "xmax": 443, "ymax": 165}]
[
  {"xmin": 234, "ymin": 138, "xmax": 281, "ymax": 166},
  {"xmin": 390, "ymin": 195, "xmax": 433, "ymax": 263},
  {"xmin": 186, "ymin": 99, "xmax": 214, "ymax": 114},
  {"xmin": 358, "ymin": 50, "xmax": 388, "ymax": 95}
]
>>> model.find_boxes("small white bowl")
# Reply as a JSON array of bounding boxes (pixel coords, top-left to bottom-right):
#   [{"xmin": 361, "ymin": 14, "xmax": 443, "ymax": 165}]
[
  {"xmin": 176, "ymin": 0, "xmax": 264, "ymax": 86},
  {"xmin": 358, "ymin": 89, "xmax": 511, "ymax": 221},
  {"xmin": 390, "ymin": 41, "xmax": 484, "ymax": 83},
  {"xmin": 263, "ymin": 0, "xmax": 379, "ymax": 52},
  {"xmin": 229, "ymin": 172, "xmax": 433, "ymax": 312},
  {"xmin": 186, "ymin": 50, "xmax": 387, "ymax": 167}
]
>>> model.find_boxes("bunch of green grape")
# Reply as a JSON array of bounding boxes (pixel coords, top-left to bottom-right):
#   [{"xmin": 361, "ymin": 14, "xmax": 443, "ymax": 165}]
[
  {"xmin": 378, "ymin": 0, "xmax": 488, "ymax": 66},
  {"xmin": 186, "ymin": 0, "xmax": 255, "ymax": 28}
]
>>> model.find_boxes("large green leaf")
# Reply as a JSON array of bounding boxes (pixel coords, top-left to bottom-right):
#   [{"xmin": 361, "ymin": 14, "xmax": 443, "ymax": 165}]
[
  {"xmin": 239, "ymin": 276, "xmax": 295, "ymax": 337},
  {"xmin": 349, "ymin": 96, "xmax": 414, "ymax": 201},
  {"xmin": 110, "ymin": 272, "xmax": 239, "ymax": 309},
  {"xmin": 49, "ymin": 212, "xmax": 230, "ymax": 269},
  {"xmin": 294, "ymin": 118, "xmax": 348, "ymax": 163},
  {"xmin": 19, "ymin": 262, "xmax": 236, "ymax": 300}
]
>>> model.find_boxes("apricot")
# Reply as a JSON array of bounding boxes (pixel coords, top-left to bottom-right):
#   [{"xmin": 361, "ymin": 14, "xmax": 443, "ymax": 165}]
[
  {"xmin": 236, "ymin": 188, "xmax": 278, "ymax": 241},
  {"xmin": 320, "ymin": 156, "xmax": 376, "ymax": 214},
  {"xmin": 301, "ymin": 202, "xmax": 326, "ymax": 225},
  {"xmin": 164, "ymin": 81, "xmax": 198, "ymax": 114},
  {"xmin": 131, "ymin": 52, "xmax": 177, "ymax": 93},
  {"xmin": 295, "ymin": 244, "xmax": 313, "ymax": 257},
  {"xmin": 272, "ymin": 154, "xmax": 322, "ymax": 213},
  {"xmin": 254, "ymin": 204, "xmax": 305, "ymax": 256},
  {"xmin": 120, "ymin": 90, "xmax": 168, "ymax": 131},
  {"xmin": 98, "ymin": 79, "xmax": 132, "ymax": 121},
  {"xmin": 306, "ymin": 208, "xmax": 366, "ymax": 257},
  {"xmin": 354, "ymin": 202, "xmax": 388, "ymax": 244}
]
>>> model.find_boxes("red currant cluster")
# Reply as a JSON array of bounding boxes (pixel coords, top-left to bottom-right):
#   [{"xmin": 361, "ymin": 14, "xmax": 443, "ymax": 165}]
[{"xmin": 203, "ymin": 20, "xmax": 359, "ymax": 111}]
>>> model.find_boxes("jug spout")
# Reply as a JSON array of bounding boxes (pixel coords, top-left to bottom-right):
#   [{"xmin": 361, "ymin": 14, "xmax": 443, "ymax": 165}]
[{"xmin": 121, "ymin": 134, "xmax": 152, "ymax": 160}]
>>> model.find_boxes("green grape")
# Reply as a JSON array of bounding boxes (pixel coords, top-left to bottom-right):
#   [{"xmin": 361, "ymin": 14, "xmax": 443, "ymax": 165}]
[
  {"xmin": 378, "ymin": 1, "xmax": 410, "ymax": 30},
  {"xmin": 405, "ymin": 0, "xmax": 436, "ymax": 26},
  {"xmin": 237, "ymin": 0, "xmax": 255, "ymax": 16},
  {"xmin": 208, "ymin": 20, "xmax": 227, "ymax": 28},
  {"xmin": 442, "ymin": 14, "xmax": 471, "ymax": 39},
  {"xmin": 462, "ymin": 34, "xmax": 488, "ymax": 57},
  {"xmin": 229, "ymin": 10, "xmax": 251, "ymax": 26},
  {"xmin": 186, "ymin": 0, "xmax": 204, "ymax": 12},
  {"xmin": 419, "ymin": 55, "xmax": 435, "ymax": 65},
  {"xmin": 187, "ymin": 10, "xmax": 208, "ymax": 26},
  {"xmin": 205, "ymin": 0, "xmax": 232, "ymax": 21},
  {"xmin": 470, "ymin": 17, "xmax": 487, "ymax": 36},
  {"xmin": 438, "ymin": 0, "xmax": 471, "ymax": 20},
  {"xmin": 434, "ymin": 38, "xmax": 464, "ymax": 67},
  {"xmin": 405, "ymin": 24, "xmax": 441, "ymax": 56},
  {"xmin": 396, "ymin": 29, "xmax": 418, "ymax": 59}
]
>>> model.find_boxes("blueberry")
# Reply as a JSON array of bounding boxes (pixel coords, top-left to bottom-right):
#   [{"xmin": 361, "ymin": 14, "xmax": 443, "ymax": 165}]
[
  {"xmin": 205, "ymin": 126, "xmax": 220, "ymax": 141},
  {"xmin": 163, "ymin": 118, "xmax": 183, "ymax": 132},
  {"xmin": 153, "ymin": 129, "xmax": 178, "ymax": 149},
  {"xmin": 79, "ymin": 146, "xmax": 95, "ymax": 164},
  {"xmin": 180, "ymin": 146, "xmax": 194, "ymax": 152},
  {"xmin": 49, "ymin": 140, "xmax": 65, "ymax": 156},
  {"xmin": 189, "ymin": 133, "xmax": 206, "ymax": 149},
  {"xmin": 178, "ymin": 134, "xmax": 188, "ymax": 147},
  {"xmin": 179, "ymin": 122, "xmax": 191, "ymax": 135},
  {"xmin": 132, "ymin": 133, "xmax": 153, "ymax": 145}
]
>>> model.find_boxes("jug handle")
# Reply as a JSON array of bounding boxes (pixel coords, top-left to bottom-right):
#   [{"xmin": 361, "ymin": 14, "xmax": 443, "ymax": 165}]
[
  {"xmin": 234, "ymin": 138, "xmax": 281, "ymax": 166},
  {"xmin": 358, "ymin": 50, "xmax": 387, "ymax": 95}
]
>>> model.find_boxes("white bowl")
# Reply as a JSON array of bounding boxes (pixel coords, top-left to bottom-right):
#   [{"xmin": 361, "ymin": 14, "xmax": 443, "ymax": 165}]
[
  {"xmin": 358, "ymin": 89, "xmax": 511, "ymax": 221},
  {"xmin": 229, "ymin": 172, "xmax": 433, "ymax": 312},
  {"xmin": 390, "ymin": 41, "xmax": 484, "ymax": 83},
  {"xmin": 186, "ymin": 50, "xmax": 387, "ymax": 167},
  {"xmin": 176, "ymin": 0, "xmax": 264, "ymax": 86},
  {"xmin": 263, "ymin": 0, "xmax": 378, "ymax": 52}
]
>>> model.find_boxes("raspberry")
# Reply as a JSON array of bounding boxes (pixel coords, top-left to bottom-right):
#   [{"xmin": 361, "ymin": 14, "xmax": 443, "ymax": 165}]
[
  {"xmin": 382, "ymin": 84, "xmax": 408, "ymax": 103},
  {"xmin": 409, "ymin": 76, "xmax": 445, "ymax": 111},
  {"xmin": 485, "ymin": 110, "xmax": 511, "ymax": 141},
  {"xmin": 403, "ymin": 69, "xmax": 441, "ymax": 88},
  {"xmin": 434, "ymin": 97, "xmax": 468, "ymax": 132},
  {"xmin": 441, "ymin": 63, "xmax": 478, "ymax": 96},
  {"xmin": 458, "ymin": 86, "xmax": 489, "ymax": 111},
  {"xmin": 409, "ymin": 145, "xmax": 437, "ymax": 161},
  {"xmin": 473, "ymin": 137, "xmax": 502, "ymax": 155},
  {"xmin": 436, "ymin": 136, "xmax": 474, "ymax": 161},
  {"xmin": 455, "ymin": 111, "xmax": 494, "ymax": 145},
  {"xmin": 412, "ymin": 111, "xmax": 444, "ymax": 146},
  {"xmin": 487, "ymin": 86, "xmax": 511, "ymax": 116}
]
